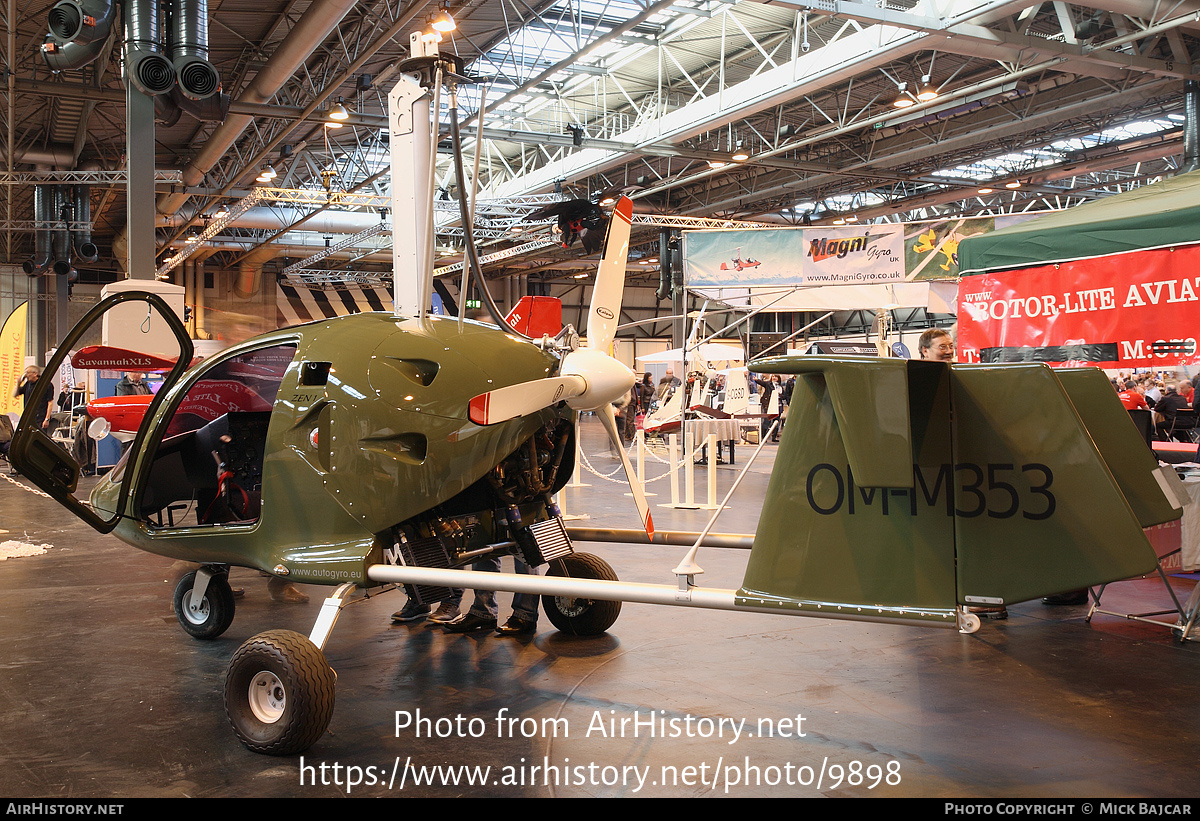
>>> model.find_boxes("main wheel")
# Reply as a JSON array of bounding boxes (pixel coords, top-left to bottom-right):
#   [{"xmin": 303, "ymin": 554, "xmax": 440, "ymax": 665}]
[
  {"xmin": 541, "ymin": 552, "xmax": 621, "ymax": 636},
  {"xmin": 173, "ymin": 569, "xmax": 236, "ymax": 640},
  {"xmin": 224, "ymin": 629, "xmax": 335, "ymax": 755}
]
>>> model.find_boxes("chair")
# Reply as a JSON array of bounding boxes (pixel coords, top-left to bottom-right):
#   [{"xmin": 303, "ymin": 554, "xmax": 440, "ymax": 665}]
[
  {"xmin": 1128, "ymin": 408, "xmax": 1153, "ymax": 447},
  {"xmin": 1163, "ymin": 408, "xmax": 1198, "ymax": 443}
]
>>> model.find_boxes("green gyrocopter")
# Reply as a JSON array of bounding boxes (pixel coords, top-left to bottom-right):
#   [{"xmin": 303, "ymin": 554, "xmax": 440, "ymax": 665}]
[{"xmin": 9, "ymin": 36, "xmax": 1185, "ymax": 758}]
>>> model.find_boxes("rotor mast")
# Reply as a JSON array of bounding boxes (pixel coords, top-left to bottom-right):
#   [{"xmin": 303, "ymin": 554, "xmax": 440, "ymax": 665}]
[{"xmin": 388, "ymin": 32, "xmax": 443, "ymax": 320}]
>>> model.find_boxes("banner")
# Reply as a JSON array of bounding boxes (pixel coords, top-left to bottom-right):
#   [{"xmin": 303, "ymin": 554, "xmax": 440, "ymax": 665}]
[
  {"xmin": 904, "ymin": 218, "xmax": 995, "ymax": 281},
  {"xmin": 957, "ymin": 244, "xmax": 1200, "ymax": 369},
  {"xmin": 684, "ymin": 226, "xmax": 905, "ymax": 287},
  {"xmin": 0, "ymin": 301, "xmax": 28, "ymax": 416}
]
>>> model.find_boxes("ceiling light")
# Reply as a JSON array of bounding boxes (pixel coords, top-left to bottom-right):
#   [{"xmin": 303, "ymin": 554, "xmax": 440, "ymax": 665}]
[
  {"xmin": 892, "ymin": 82, "xmax": 914, "ymax": 108},
  {"xmin": 328, "ymin": 98, "xmax": 350, "ymax": 121},
  {"xmin": 977, "ymin": 187, "xmax": 993, "ymax": 194},
  {"xmin": 916, "ymin": 75, "xmax": 938, "ymax": 101},
  {"xmin": 1005, "ymin": 180, "xmax": 1022, "ymax": 189},
  {"xmin": 598, "ymin": 195, "xmax": 617, "ymax": 206},
  {"xmin": 214, "ymin": 203, "xmax": 229, "ymax": 218},
  {"xmin": 325, "ymin": 120, "xmax": 343, "ymax": 129},
  {"xmin": 431, "ymin": 6, "xmax": 456, "ymax": 33},
  {"xmin": 731, "ymin": 141, "xmax": 750, "ymax": 162},
  {"xmin": 256, "ymin": 164, "xmax": 276, "ymax": 182},
  {"xmin": 707, "ymin": 159, "xmax": 729, "ymax": 169}
]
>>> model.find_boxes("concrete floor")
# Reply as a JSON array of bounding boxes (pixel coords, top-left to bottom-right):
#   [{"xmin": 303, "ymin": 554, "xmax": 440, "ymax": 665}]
[{"xmin": 0, "ymin": 418, "xmax": 1197, "ymax": 798}]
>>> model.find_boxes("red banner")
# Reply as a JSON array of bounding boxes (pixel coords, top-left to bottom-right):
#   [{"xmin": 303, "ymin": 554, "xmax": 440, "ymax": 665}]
[{"xmin": 957, "ymin": 244, "xmax": 1200, "ymax": 369}]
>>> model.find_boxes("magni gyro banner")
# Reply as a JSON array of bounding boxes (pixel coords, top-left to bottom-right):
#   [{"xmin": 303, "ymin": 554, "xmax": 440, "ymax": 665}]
[
  {"xmin": 683, "ymin": 226, "xmax": 905, "ymax": 288},
  {"xmin": 956, "ymin": 243, "xmax": 1200, "ymax": 369}
]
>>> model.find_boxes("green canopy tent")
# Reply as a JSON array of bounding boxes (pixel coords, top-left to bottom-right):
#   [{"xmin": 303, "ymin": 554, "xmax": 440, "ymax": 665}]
[{"xmin": 958, "ymin": 169, "xmax": 1200, "ymax": 274}]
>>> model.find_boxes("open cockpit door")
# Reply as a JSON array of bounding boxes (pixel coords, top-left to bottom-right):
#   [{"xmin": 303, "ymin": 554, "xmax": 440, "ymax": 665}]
[{"xmin": 9, "ymin": 291, "xmax": 192, "ymax": 533}]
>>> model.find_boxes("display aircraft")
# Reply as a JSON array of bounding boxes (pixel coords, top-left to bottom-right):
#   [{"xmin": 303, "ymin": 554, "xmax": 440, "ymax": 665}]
[
  {"xmin": 7, "ymin": 43, "xmax": 1189, "ymax": 760},
  {"xmin": 86, "ymin": 394, "xmax": 151, "ymax": 442},
  {"xmin": 718, "ymin": 247, "xmax": 761, "ymax": 272},
  {"xmin": 523, "ymin": 197, "xmax": 608, "ymax": 254}
]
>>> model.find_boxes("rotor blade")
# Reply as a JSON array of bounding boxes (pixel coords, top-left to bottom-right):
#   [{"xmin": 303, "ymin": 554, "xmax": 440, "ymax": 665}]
[
  {"xmin": 587, "ymin": 196, "xmax": 633, "ymax": 355},
  {"xmin": 597, "ymin": 402, "xmax": 654, "ymax": 541},
  {"xmin": 469, "ymin": 375, "xmax": 588, "ymax": 426}
]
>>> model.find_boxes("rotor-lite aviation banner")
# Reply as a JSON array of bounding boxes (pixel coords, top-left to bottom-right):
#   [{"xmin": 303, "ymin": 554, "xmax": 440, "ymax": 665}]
[
  {"xmin": 957, "ymin": 243, "xmax": 1200, "ymax": 368},
  {"xmin": 683, "ymin": 226, "xmax": 906, "ymax": 288}
]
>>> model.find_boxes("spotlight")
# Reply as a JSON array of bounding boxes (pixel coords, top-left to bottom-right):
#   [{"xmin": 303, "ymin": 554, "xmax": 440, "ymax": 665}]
[
  {"xmin": 432, "ymin": 5, "xmax": 456, "ymax": 33},
  {"xmin": 329, "ymin": 98, "xmax": 350, "ymax": 121},
  {"xmin": 917, "ymin": 75, "xmax": 938, "ymax": 101}
]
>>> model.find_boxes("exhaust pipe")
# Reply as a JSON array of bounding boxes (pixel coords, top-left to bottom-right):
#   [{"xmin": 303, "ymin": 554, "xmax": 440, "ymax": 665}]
[
  {"xmin": 124, "ymin": 0, "xmax": 175, "ymax": 96},
  {"xmin": 1182, "ymin": 80, "xmax": 1200, "ymax": 175},
  {"xmin": 51, "ymin": 185, "xmax": 74, "ymax": 277},
  {"xmin": 73, "ymin": 185, "xmax": 99, "ymax": 263},
  {"xmin": 23, "ymin": 185, "xmax": 53, "ymax": 276},
  {"xmin": 48, "ymin": 0, "xmax": 115, "ymax": 46},
  {"xmin": 154, "ymin": 91, "xmax": 183, "ymax": 126},
  {"xmin": 168, "ymin": 0, "xmax": 221, "ymax": 101},
  {"xmin": 171, "ymin": 85, "xmax": 230, "ymax": 122},
  {"xmin": 43, "ymin": 0, "xmax": 115, "ymax": 72},
  {"xmin": 40, "ymin": 36, "xmax": 107, "ymax": 73}
]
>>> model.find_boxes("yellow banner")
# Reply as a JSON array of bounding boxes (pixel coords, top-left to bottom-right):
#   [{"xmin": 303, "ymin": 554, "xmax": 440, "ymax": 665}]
[{"xmin": 0, "ymin": 301, "xmax": 28, "ymax": 416}]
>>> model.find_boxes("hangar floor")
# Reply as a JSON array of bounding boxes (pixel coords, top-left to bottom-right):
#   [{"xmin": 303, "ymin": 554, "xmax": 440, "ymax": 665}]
[{"xmin": 0, "ymin": 417, "xmax": 1196, "ymax": 799}]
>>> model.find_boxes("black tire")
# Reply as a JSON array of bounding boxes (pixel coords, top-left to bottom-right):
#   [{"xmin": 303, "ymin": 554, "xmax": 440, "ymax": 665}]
[
  {"xmin": 541, "ymin": 552, "xmax": 621, "ymax": 636},
  {"xmin": 224, "ymin": 629, "xmax": 335, "ymax": 756},
  {"xmin": 173, "ymin": 569, "xmax": 236, "ymax": 640}
]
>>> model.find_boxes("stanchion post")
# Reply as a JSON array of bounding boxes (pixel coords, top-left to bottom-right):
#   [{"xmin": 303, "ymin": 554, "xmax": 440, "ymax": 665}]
[
  {"xmin": 706, "ymin": 432, "xmax": 717, "ymax": 508},
  {"xmin": 566, "ymin": 415, "xmax": 589, "ymax": 487},
  {"xmin": 669, "ymin": 433, "xmax": 679, "ymax": 506},
  {"xmin": 684, "ymin": 428, "xmax": 696, "ymax": 507},
  {"xmin": 631, "ymin": 428, "xmax": 655, "ymax": 498}
]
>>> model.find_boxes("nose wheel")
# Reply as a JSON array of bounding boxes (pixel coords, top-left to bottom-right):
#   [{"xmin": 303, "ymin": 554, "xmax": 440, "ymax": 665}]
[{"xmin": 173, "ymin": 568, "xmax": 236, "ymax": 639}]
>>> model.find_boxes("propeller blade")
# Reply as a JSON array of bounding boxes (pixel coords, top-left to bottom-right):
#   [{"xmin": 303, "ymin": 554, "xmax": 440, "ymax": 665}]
[
  {"xmin": 597, "ymin": 402, "xmax": 654, "ymax": 541},
  {"xmin": 469, "ymin": 375, "xmax": 588, "ymax": 426},
  {"xmin": 587, "ymin": 196, "xmax": 632, "ymax": 355}
]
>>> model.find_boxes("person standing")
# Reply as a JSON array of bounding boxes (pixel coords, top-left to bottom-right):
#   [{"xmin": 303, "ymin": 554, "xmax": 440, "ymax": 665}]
[{"xmin": 13, "ymin": 366, "xmax": 52, "ymax": 431}]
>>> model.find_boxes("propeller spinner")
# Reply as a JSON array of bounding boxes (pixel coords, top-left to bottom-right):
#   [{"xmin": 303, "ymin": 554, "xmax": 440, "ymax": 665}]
[{"xmin": 468, "ymin": 197, "xmax": 653, "ymax": 538}]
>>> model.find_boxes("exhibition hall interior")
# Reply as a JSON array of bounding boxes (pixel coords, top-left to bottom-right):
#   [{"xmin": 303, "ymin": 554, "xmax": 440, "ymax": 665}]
[{"xmin": 1, "ymin": 0, "xmax": 1198, "ymax": 800}]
